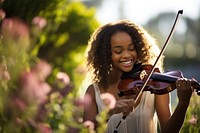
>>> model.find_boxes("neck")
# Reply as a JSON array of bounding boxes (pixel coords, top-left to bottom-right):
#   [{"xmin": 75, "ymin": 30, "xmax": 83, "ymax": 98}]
[{"xmin": 107, "ymin": 69, "xmax": 122, "ymax": 85}]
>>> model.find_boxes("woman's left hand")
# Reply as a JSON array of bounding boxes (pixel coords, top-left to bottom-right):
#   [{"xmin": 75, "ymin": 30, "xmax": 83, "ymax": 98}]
[{"xmin": 176, "ymin": 78, "xmax": 194, "ymax": 105}]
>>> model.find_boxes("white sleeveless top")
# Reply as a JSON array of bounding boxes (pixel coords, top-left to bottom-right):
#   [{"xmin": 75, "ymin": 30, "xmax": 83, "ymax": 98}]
[{"xmin": 93, "ymin": 83, "xmax": 158, "ymax": 133}]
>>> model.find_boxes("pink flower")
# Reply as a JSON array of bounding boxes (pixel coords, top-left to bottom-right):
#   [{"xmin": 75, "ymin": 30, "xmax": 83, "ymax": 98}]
[
  {"xmin": 1, "ymin": 18, "xmax": 30, "ymax": 44},
  {"xmin": 31, "ymin": 60, "xmax": 52, "ymax": 82},
  {"xmin": 0, "ymin": 9, "xmax": 5, "ymax": 20},
  {"xmin": 19, "ymin": 71, "xmax": 40, "ymax": 101},
  {"xmin": 0, "ymin": 60, "xmax": 10, "ymax": 81},
  {"xmin": 9, "ymin": 96, "xmax": 27, "ymax": 112},
  {"xmin": 56, "ymin": 72, "xmax": 70, "ymax": 87},
  {"xmin": 19, "ymin": 70, "xmax": 51, "ymax": 104},
  {"xmin": 74, "ymin": 94, "xmax": 92, "ymax": 107},
  {"xmin": 37, "ymin": 123, "xmax": 52, "ymax": 133},
  {"xmin": 100, "ymin": 93, "xmax": 116, "ymax": 110},
  {"xmin": 37, "ymin": 82, "xmax": 51, "ymax": 104},
  {"xmin": 17, "ymin": 60, "xmax": 52, "ymax": 105},
  {"xmin": 0, "ymin": 70, "xmax": 10, "ymax": 81},
  {"xmin": 32, "ymin": 16, "xmax": 47, "ymax": 29},
  {"xmin": 83, "ymin": 120, "xmax": 95, "ymax": 131},
  {"xmin": 188, "ymin": 115, "xmax": 198, "ymax": 125},
  {"xmin": 53, "ymin": 72, "xmax": 74, "ymax": 96}
]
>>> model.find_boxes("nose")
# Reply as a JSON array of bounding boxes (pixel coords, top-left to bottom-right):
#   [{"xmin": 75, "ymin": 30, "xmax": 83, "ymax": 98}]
[{"xmin": 122, "ymin": 50, "xmax": 131, "ymax": 58}]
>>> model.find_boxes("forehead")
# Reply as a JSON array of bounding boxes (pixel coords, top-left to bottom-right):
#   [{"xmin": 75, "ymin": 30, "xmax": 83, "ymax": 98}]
[{"xmin": 110, "ymin": 31, "xmax": 132, "ymax": 46}]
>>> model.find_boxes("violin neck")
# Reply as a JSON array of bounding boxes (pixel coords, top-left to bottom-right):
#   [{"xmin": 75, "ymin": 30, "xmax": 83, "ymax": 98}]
[
  {"xmin": 151, "ymin": 72, "xmax": 200, "ymax": 90},
  {"xmin": 150, "ymin": 72, "xmax": 178, "ymax": 83}
]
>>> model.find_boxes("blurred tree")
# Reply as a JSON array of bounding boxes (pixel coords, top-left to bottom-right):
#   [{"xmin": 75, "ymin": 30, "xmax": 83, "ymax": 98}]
[
  {"xmin": 146, "ymin": 12, "xmax": 200, "ymax": 61},
  {"xmin": 0, "ymin": 0, "xmax": 54, "ymax": 24},
  {"xmin": 34, "ymin": 1, "xmax": 99, "ymax": 90},
  {"xmin": 80, "ymin": 0, "xmax": 103, "ymax": 8}
]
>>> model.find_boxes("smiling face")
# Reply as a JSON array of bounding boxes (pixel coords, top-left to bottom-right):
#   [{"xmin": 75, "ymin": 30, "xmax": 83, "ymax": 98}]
[{"xmin": 111, "ymin": 31, "xmax": 137, "ymax": 72}]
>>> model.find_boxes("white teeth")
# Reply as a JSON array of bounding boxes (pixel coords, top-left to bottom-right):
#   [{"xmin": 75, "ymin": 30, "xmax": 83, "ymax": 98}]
[
  {"xmin": 121, "ymin": 60, "xmax": 132, "ymax": 65},
  {"xmin": 123, "ymin": 60, "xmax": 131, "ymax": 64}
]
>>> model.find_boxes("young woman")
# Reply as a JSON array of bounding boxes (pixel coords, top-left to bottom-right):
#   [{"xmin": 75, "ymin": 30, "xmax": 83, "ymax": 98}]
[{"xmin": 83, "ymin": 20, "xmax": 195, "ymax": 133}]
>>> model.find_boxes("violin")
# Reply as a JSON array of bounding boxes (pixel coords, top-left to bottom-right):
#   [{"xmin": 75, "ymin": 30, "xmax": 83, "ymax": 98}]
[{"xmin": 118, "ymin": 63, "xmax": 200, "ymax": 97}]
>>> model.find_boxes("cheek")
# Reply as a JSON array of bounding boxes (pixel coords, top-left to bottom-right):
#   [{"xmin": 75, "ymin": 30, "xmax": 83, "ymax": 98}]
[
  {"xmin": 111, "ymin": 55, "xmax": 117, "ymax": 62},
  {"xmin": 111, "ymin": 54, "xmax": 120, "ymax": 65}
]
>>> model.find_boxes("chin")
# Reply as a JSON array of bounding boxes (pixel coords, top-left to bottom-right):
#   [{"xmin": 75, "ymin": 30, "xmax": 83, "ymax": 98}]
[{"xmin": 121, "ymin": 67, "xmax": 133, "ymax": 73}]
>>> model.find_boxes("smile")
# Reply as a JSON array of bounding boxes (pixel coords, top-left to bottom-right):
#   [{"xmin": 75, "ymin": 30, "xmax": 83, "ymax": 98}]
[{"xmin": 120, "ymin": 60, "xmax": 133, "ymax": 66}]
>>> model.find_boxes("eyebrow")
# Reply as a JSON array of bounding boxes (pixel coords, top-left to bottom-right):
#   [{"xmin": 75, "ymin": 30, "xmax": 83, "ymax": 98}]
[
  {"xmin": 112, "ymin": 45, "xmax": 122, "ymax": 49},
  {"xmin": 112, "ymin": 43, "xmax": 134, "ymax": 48}
]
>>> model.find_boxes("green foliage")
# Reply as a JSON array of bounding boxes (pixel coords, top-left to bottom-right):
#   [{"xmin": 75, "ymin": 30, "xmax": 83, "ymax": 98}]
[
  {"xmin": 180, "ymin": 93, "xmax": 200, "ymax": 133},
  {"xmin": 33, "ymin": 0, "xmax": 99, "ymax": 89},
  {"xmin": 0, "ymin": 16, "xmax": 99, "ymax": 133},
  {"xmin": 0, "ymin": 0, "xmax": 104, "ymax": 132},
  {"xmin": 0, "ymin": 18, "xmax": 36, "ymax": 132},
  {"xmin": 96, "ymin": 108, "xmax": 109, "ymax": 133},
  {"xmin": 0, "ymin": 0, "xmax": 54, "ymax": 23}
]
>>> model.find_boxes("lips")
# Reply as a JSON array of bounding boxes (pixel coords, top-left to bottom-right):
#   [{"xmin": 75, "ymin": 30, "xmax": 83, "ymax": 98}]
[{"xmin": 120, "ymin": 59, "xmax": 133, "ymax": 67}]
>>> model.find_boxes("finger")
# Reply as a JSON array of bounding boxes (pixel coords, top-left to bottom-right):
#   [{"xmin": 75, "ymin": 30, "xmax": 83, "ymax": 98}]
[
  {"xmin": 176, "ymin": 78, "xmax": 183, "ymax": 87},
  {"xmin": 116, "ymin": 100, "xmax": 129, "ymax": 107},
  {"xmin": 176, "ymin": 78, "xmax": 189, "ymax": 88},
  {"xmin": 191, "ymin": 78, "xmax": 198, "ymax": 82},
  {"xmin": 185, "ymin": 79, "xmax": 193, "ymax": 89}
]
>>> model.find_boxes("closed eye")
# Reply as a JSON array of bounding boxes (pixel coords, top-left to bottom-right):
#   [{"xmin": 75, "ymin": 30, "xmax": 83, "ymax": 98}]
[
  {"xmin": 112, "ymin": 46, "xmax": 123, "ymax": 54},
  {"xmin": 128, "ymin": 43, "xmax": 135, "ymax": 51}
]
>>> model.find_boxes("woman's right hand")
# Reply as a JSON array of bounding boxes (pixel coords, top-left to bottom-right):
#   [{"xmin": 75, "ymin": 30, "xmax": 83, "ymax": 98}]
[{"xmin": 110, "ymin": 99, "xmax": 135, "ymax": 116}]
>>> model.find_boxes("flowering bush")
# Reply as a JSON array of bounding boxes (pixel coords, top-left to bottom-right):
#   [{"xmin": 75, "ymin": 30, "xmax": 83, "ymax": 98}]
[
  {"xmin": 0, "ymin": 15, "xmax": 70, "ymax": 133},
  {"xmin": 0, "ymin": 10, "xmax": 110, "ymax": 133}
]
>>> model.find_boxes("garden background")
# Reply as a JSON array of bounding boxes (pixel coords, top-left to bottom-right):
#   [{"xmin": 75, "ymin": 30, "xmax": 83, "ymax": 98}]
[{"xmin": 0, "ymin": 0, "xmax": 199, "ymax": 132}]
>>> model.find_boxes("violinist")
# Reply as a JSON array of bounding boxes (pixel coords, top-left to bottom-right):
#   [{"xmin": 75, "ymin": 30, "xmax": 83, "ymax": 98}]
[{"xmin": 83, "ymin": 19, "xmax": 196, "ymax": 133}]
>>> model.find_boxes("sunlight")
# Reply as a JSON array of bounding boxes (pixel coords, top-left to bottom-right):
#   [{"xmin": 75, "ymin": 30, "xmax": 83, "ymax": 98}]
[
  {"xmin": 96, "ymin": 0, "xmax": 200, "ymax": 24},
  {"xmin": 186, "ymin": 43, "xmax": 197, "ymax": 59}
]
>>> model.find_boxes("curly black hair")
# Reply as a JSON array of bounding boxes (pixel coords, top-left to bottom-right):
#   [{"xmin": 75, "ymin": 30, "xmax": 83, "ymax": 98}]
[{"xmin": 86, "ymin": 20, "xmax": 164, "ymax": 88}]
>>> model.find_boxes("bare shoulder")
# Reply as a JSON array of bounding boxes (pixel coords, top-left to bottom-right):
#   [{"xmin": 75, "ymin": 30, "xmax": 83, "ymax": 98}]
[
  {"xmin": 83, "ymin": 84, "xmax": 98, "ymax": 123},
  {"xmin": 85, "ymin": 84, "xmax": 95, "ymax": 97}
]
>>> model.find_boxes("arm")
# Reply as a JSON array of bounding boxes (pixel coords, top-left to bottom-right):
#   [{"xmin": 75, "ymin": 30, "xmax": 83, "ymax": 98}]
[
  {"xmin": 155, "ymin": 78, "xmax": 193, "ymax": 133},
  {"xmin": 83, "ymin": 85, "xmax": 98, "ymax": 126},
  {"xmin": 155, "ymin": 94, "xmax": 190, "ymax": 133},
  {"xmin": 83, "ymin": 85, "xmax": 135, "ymax": 125}
]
